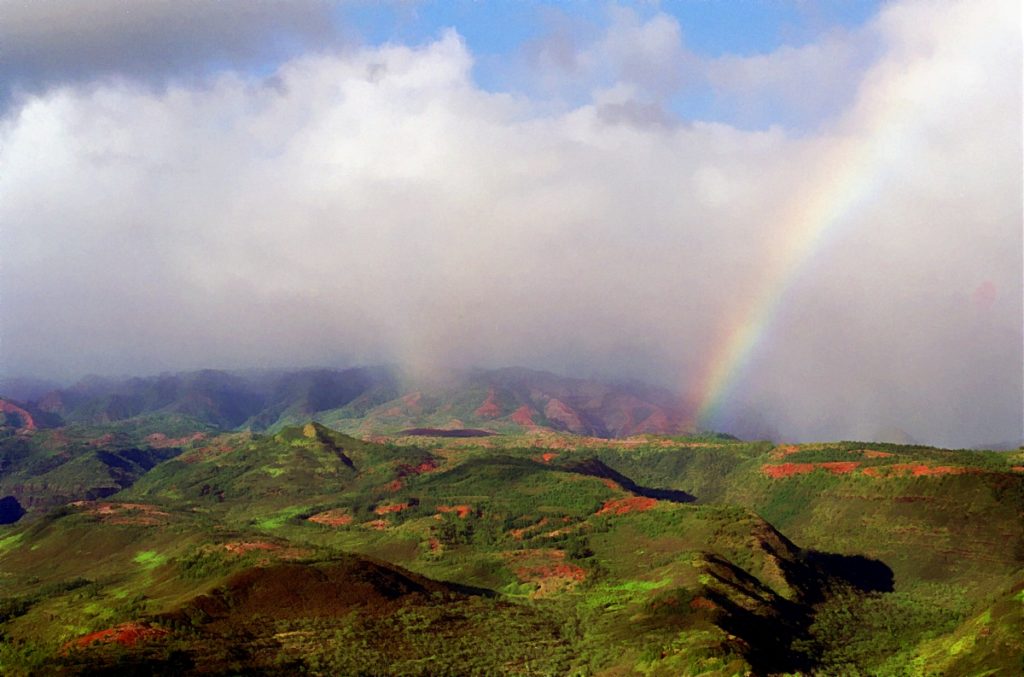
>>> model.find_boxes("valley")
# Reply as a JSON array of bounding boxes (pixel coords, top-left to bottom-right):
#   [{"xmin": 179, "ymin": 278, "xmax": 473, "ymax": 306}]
[{"xmin": 0, "ymin": 369, "xmax": 1021, "ymax": 674}]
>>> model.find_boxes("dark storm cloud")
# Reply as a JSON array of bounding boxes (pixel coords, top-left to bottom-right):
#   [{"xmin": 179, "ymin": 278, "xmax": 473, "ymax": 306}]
[{"xmin": 0, "ymin": 0, "xmax": 341, "ymax": 103}]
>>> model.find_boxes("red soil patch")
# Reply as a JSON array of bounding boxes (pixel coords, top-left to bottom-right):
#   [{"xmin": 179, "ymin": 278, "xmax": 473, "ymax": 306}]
[
  {"xmin": 761, "ymin": 463, "xmax": 817, "ymax": 478},
  {"xmin": 385, "ymin": 479, "xmax": 404, "ymax": 492},
  {"xmin": 602, "ymin": 478, "xmax": 619, "ymax": 490},
  {"xmin": 0, "ymin": 399, "xmax": 36, "ymax": 431},
  {"xmin": 510, "ymin": 517, "xmax": 549, "ymax": 540},
  {"xmin": 819, "ymin": 461, "xmax": 860, "ymax": 475},
  {"xmin": 221, "ymin": 541, "xmax": 310, "ymax": 560},
  {"xmin": 66, "ymin": 623, "xmax": 168, "ymax": 651},
  {"xmin": 374, "ymin": 502, "xmax": 410, "ymax": 515},
  {"xmin": 71, "ymin": 501, "xmax": 169, "ymax": 525},
  {"xmin": 769, "ymin": 445, "xmax": 800, "ymax": 460},
  {"xmin": 543, "ymin": 522, "xmax": 585, "ymax": 538},
  {"xmin": 224, "ymin": 541, "xmax": 279, "ymax": 555},
  {"xmin": 396, "ymin": 458, "xmax": 438, "ymax": 477},
  {"xmin": 913, "ymin": 465, "xmax": 976, "ymax": 476},
  {"xmin": 504, "ymin": 548, "xmax": 586, "ymax": 595},
  {"xmin": 596, "ymin": 496, "xmax": 658, "ymax": 515},
  {"xmin": 506, "ymin": 548, "xmax": 562, "ymax": 559},
  {"xmin": 436, "ymin": 504, "xmax": 472, "ymax": 519},
  {"xmin": 543, "ymin": 399, "xmax": 583, "ymax": 431},
  {"xmin": 516, "ymin": 563, "xmax": 587, "ymax": 582},
  {"xmin": 510, "ymin": 405, "xmax": 536, "ymax": 426},
  {"xmin": 860, "ymin": 449, "xmax": 895, "ymax": 459},
  {"xmin": 475, "ymin": 388, "xmax": 502, "ymax": 418},
  {"xmin": 690, "ymin": 596, "xmax": 717, "ymax": 611},
  {"xmin": 1011, "ymin": 466, "xmax": 1024, "ymax": 473},
  {"xmin": 307, "ymin": 509, "xmax": 353, "ymax": 527},
  {"xmin": 539, "ymin": 452, "xmax": 558, "ymax": 463},
  {"xmin": 862, "ymin": 464, "xmax": 981, "ymax": 478},
  {"xmin": 365, "ymin": 519, "xmax": 390, "ymax": 530},
  {"xmin": 763, "ymin": 461, "xmax": 860, "ymax": 477},
  {"xmin": 632, "ymin": 409, "xmax": 672, "ymax": 435},
  {"xmin": 428, "ymin": 537, "xmax": 442, "ymax": 552}
]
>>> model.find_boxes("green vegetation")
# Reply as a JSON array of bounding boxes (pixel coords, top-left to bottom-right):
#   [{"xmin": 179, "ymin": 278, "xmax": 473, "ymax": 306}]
[{"xmin": 0, "ymin": 414, "xmax": 1020, "ymax": 675}]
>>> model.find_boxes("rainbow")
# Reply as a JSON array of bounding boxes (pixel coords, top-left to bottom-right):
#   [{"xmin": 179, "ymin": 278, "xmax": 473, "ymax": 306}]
[
  {"xmin": 689, "ymin": 5, "xmax": 993, "ymax": 429},
  {"xmin": 690, "ymin": 127, "xmax": 881, "ymax": 428}
]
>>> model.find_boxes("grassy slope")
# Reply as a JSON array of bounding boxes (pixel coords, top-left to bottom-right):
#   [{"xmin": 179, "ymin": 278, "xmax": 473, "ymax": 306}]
[{"xmin": 0, "ymin": 425, "xmax": 1021, "ymax": 675}]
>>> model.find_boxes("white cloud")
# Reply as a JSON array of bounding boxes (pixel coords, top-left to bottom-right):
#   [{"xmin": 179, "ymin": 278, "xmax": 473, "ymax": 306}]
[{"xmin": 0, "ymin": 0, "xmax": 1019, "ymax": 447}]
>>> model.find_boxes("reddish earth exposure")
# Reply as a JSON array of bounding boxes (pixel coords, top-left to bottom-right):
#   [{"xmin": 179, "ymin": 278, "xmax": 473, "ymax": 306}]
[
  {"xmin": 690, "ymin": 596, "xmax": 717, "ymax": 611},
  {"xmin": 385, "ymin": 479, "xmax": 404, "ymax": 492},
  {"xmin": 221, "ymin": 541, "xmax": 309, "ymax": 559},
  {"xmin": 517, "ymin": 563, "xmax": 586, "ymax": 582},
  {"xmin": 597, "ymin": 496, "xmax": 658, "ymax": 515},
  {"xmin": 0, "ymin": 399, "xmax": 37, "ymax": 431},
  {"xmin": 436, "ymin": 504, "xmax": 472, "ymax": 519},
  {"xmin": 762, "ymin": 461, "xmax": 861, "ymax": 477},
  {"xmin": 474, "ymin": 388, "xmax": 501, "ymax": 418},
  {"xmin": 224, "ymin": 541, "xmax": 278, "ymax": 555},
  {"xmin": 862, "ymin": 464, "xmax": 981, "ymax": 478},
  {"xmin": 374, "ymin": 502, "xmax": 410, "ymax": 515},
  {"xmin": 307, "ymin": 509, "xmax": 353, "ymax": 527},
  {"xmin": 505, "ymin": 549, "xmax": 587, "ymax": 596},
  {"xmin": 769, "ymin": 445, "xmax": 800, "ymax": 460},
  {"xmin": 543, "ymin": 399, "xmax": 583, "ymax": 431},
  {"xmin": 539, "ymin": 452, "xmax": 558, "ymax": 463},
  {"xmin": 1011, "ymin": 466, "xmax": 1024, "ymax": 473},
  {"xmin": 819, "ymin": 461, "xmax": 860, "ymax": 475},
  {"xmin": 70, "ymin": 501, "xmax": 169, "ymax": 525},
  {"xmin": 510, "ymin": 517, "xmax": 549, "ymax": 540},
  {"xmin": 860, "ymin": 449, "xmax": 895, "ymax": 459},
  {"xmin": 761, "ymin": 463, "xmax": 817, "ymax": 478},
  {"xmin": 396, "ymin": 458, "xmax": 438, "ymax": 477},
  {"xmin": 66, "ymin": 623, "xmax": 168, "ymax": 651},
  {"xmin": 510, "ymin": 405, "xmax": 536, "ymax": 426},
  {"xmin": 633, "ymin": 409, "xmax": 672, "ymax": 435},
  {"xmin": 543, "ymin": 521, "xmax": 585, "ymax": 538},
  {"xmin": 602, "ymin": 478, "xmax": 619, "ymax": 490},
  {"xmin": 366, "ymin": 519, "xmax": 390, "ymax": 530}
]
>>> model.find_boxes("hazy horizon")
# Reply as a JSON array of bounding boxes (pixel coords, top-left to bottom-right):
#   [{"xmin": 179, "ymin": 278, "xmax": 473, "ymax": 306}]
[{"xmin": 1, "ymin": 0, "xmax": 1021, "ymax": 448}]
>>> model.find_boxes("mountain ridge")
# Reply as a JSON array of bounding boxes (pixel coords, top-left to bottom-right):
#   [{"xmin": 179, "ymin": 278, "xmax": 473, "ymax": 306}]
[{"xmin": 3, "ymin": 366, "xmax": 694, "ymax": 439}]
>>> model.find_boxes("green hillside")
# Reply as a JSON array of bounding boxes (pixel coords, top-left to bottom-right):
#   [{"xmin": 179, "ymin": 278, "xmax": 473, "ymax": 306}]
[{"xmin": 0, "ymin": 418, "xmax": 1021, "ymax": 675}]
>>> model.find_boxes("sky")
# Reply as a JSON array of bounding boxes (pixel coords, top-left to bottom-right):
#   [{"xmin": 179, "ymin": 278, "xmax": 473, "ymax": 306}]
[{"xmin": 0, "ymin": 0, "xmax": 1020, "ymax": 448}]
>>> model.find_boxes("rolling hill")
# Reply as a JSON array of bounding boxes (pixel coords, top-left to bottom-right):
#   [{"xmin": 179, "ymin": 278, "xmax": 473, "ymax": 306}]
[{"xmin": 0, "ymin": 373, "xmax": 1021, "ymax": 675}]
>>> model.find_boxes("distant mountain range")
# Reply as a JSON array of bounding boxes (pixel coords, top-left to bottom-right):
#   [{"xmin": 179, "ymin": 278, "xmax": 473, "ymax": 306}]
[{"xmin": 0, "ymin": 366, "xmax": 693, "ymax": 439}]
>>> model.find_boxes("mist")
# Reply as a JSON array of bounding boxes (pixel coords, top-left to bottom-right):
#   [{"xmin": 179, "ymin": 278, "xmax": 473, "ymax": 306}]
[{"xmin": 1, "ymin": 0, "xmax": 1020, "ymax": 448}]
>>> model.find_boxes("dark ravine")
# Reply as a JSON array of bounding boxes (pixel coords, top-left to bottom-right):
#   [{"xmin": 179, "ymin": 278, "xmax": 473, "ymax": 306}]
[{"xmin": 566, "ymin": 457, "xmax": 697, "ymax": 503}]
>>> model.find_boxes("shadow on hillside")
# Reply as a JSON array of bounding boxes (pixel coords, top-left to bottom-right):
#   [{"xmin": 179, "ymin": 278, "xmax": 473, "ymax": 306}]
[
  {"xmin": 565, "ymin": 458, "xmax": 697, "ymax": 503},
  {"xmin": 697, "ymin": 550, "xmax": 894, "ymax": 674},
  {"xmin": 803, "ymin": 551, "xmax": 895, "ymax": 593}
]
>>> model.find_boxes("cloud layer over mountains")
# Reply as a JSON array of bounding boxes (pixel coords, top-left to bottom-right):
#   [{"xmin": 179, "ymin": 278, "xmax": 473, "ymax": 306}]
[{"xmin": 1, "ymin": 0, "xmax": 1020, "ymax": 447}]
